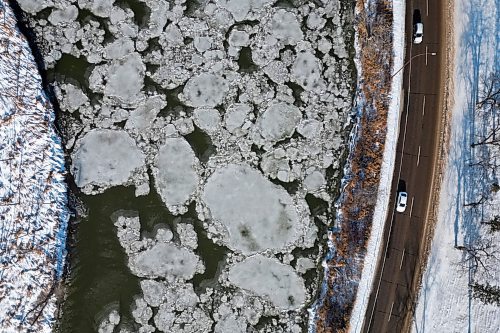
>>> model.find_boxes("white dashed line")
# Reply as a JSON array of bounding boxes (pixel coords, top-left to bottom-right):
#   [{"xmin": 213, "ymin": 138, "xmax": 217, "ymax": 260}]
[
  {"xmin": 422, "ymin": 95, "xmax": 426, "ymax": 117},
  {"xmin": 409, "ymin": 196, "xmax": 415, "ymax": 218},
  {"xmin": 417, "ymin": 145, "xmax": 421, "ymax": 166}
]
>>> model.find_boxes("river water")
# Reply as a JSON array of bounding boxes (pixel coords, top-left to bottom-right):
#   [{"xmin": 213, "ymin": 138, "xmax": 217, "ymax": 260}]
[{"xmin": 12, "ymin": 1, "xmax": 358, "ymax": 331}]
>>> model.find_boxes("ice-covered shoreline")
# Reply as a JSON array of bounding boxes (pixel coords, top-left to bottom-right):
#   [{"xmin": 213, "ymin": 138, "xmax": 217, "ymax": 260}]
[{"xmin": 0, "ymin": 1, "xmax": 69, "ymax": 331}]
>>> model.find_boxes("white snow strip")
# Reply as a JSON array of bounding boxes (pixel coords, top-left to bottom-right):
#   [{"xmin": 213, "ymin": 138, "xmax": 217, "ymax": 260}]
[
  {"xmin": 0, "ymin": 1, "xmax": 69, "ymax": 331},
  {"xmin": 348, "ymin": 0, "xmax": 406, "ymax": 331}
]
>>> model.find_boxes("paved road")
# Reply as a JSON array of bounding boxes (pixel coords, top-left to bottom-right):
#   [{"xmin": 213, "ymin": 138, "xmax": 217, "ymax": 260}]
[{"xmin": 361, "ymin": 0, "xmax": 445, "ymax": 332}]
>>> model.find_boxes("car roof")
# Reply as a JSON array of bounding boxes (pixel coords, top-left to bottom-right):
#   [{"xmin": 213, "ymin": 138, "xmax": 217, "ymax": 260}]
[{"xmin": 415, "ymin": 23, "xmax": 423, "ymax": 33}]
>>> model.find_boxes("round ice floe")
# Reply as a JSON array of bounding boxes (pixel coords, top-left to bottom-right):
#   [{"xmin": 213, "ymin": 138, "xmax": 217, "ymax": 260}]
[
  {"xmin": 263, "ymin": 60, "xmax": 289, "ymax": 84},
  {"xmin": 125, "ymin": 95, "xmax": 167, "ymax": 132},
  {"xmin": 214, "ymin": 314, "xmax": 247, "ymax": 333},
  {"xmin": 295, "ymin": 257, "xmax": 316, "ymax": 274},
  {"xmin": 181, "ymin": 73, "xmax": 229, "ymax": 107},
  {"xmin": 270, "ymin": 9, "xmax": 303, "ymax": 45},
  {"xmin": 216, "ymin": 0, "xmax": 273, "ymax": 21},
  {"xmin": 228, "ymin": 30, "xmax": 250, "ymax": 47},
  {"xmin": 153, "ymin": 138, "xmax": 199, "ymax": 213},
  {"xmin": 98, "ymin": 309, "xmax": 120, "ymax": 333},
  {"xmin": 297, "ymin": 119, "xmax": 322, "ymax": 139},
  {"xmin": 304, "ymin": 170, "xmax": 326, "ymax": 192},
  {"xmin": 194, "ymin": 36, "xmax": 212, "ymax": 52},
  {"xmin": 306, "ymin": 12, "xmax": 327, "ymax": 30},
  {"xmin": 162, "ymin": 24, "xmax": 184, "ymax": 46},
  {"xmin": 258, "ymin": 102, "xmax": 302, "ymax": 142},
  {"xmin": 59, "ymin": 83, "xmax": 88, "ymax": 113},
  {"xmin": 202, "ymin": 164, "xmax": 301, "ymax": 254},
  {"xmin": 16, "ymin": 0, "xmax": 51, "ymax": 14},
  {"xmin": 224, "ymin": 103, "xmax": 252, "ymax": 135},
  {"xmin": 78, "ymin": 0, "xmax": 115, "ymax": 17},
  {"xmin": 227, "ymin": 255, "xmax": 306, "ymax": 310},
  {"xmin": 72, "ymin": 129, "xmax": 145, "ymax": 190},
  {"xmin": 216, "ymin": 0, "xmax": 250, "ymax": 21},
  {"xmin": 141, "ymin": 280, "xmax": 168, "ymax": 307},
  {"xmin": 104, "ymin": 53, "xmax": 145, "ymax": 105},
  {"xmin": 193, "ymin": 108, "xmax": 221, "ymax": 134},
  {"xmin": 48, "ymin": 6, "xmax": 79, "ymax": 26},
  {"xmin": 291, "ymin": 51, "xmax": 325, "ymax": 91},
  {"xmin": 104, "ymin": 37, "xmax": 135, "ymax": 60},
  {"xmin": 129, "ymin": 242, "xmax": 200, "ymax": 279}
]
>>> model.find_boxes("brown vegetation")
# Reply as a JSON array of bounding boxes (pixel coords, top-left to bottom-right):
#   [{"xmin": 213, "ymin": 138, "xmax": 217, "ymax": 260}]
[{"xmin": 314, "ymin": 0, "xmax": 394, "ymax": 331}]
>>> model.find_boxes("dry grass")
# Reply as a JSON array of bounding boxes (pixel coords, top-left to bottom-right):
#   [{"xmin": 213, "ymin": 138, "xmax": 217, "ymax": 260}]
[{"xmin": 314, "ymin": 0, "xmax": 394, "ymax": 331}]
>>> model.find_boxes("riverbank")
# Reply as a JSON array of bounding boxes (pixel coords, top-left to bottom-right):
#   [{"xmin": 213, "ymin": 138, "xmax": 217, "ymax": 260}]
[
  {"xmin": 310, "ymin": 0, "xmax": 401, "ymax": 331},
  {"xmin": 0, "ymin": 1, "xmax": 68, "ymax": 331}
]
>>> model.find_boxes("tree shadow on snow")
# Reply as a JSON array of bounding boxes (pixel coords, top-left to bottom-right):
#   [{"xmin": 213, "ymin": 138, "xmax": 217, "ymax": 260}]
[{"xmin": 452, "ymin": 0, "xmax": 499, "ymax": 331}]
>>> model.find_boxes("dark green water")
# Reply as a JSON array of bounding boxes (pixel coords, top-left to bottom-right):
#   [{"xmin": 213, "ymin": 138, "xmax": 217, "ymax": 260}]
[
  {"xmin": 58, "ymin": 186, "xmax": 173, "ymax": 332},
  {"xmin": 58, "ymin": 180, "xmax": 228, "ymax": 332}
]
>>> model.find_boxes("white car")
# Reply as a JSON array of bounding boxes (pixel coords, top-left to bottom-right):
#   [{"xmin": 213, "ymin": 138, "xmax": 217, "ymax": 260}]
[
  {"xmin": 413, "ymin": 23, "xmax": 423, "ymax": 44},
  {"xmin": 396, "ymin": 192, "xmax": 408, "ymax": 213}
]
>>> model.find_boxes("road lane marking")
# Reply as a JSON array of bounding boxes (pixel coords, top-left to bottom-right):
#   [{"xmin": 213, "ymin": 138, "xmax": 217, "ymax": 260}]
[
  {"xmin": 400, "ymin": 248, "xmax": 406, "ymax": 270},
  {"xmin": 409, "ymin": 197, "xmax": 414, "ymax": 218},
  {"xmin": 388, "ymin": 301, "xmax": 394, "ymax": 321},
  {"xmin": 425, "ymin": 46, "xmax": 428, "ymax": 65},
  {"xmin": 422, "ymin": 95, "xmax": 426, "ymax": 117},
  {"xmin": 427, "ymin": 0, "xmax": 429, "ymax": 16},
  {"xmin": 417, "ymin": 146, "xmax": 421, "ymax": 166}
]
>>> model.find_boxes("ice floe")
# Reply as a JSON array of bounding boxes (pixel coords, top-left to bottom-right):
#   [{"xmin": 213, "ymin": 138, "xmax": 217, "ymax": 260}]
[
  {"xmin": 202, "ymin": 163, "xmax": 304, "ymax": 254},
  {"xmin": 227, "ymin": 255, "xmax": 306, "ymax": 310},
  {"xmin": 153, "ymin": 137, "xmax": 200, "ymax": 214},
  {"xmin": 71, "ymin": 129, "xmax": 146, "ymax": 193}
]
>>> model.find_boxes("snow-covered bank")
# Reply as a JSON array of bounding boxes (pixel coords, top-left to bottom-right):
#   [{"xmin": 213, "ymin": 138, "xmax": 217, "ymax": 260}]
[
  {"xmin": 0, "ymin": 1, "xmax": 68, "ymax": 331},
  {"xmin": 412, "ymin": 0, "xmax": 500, "ymax": 332},
  {"xmin": 310, "ymin": 0, "xmax": 402, "ymax": 330},
  {"xmin": 349, "ymin": 0, "xmax": 406, "ymax": 331}
]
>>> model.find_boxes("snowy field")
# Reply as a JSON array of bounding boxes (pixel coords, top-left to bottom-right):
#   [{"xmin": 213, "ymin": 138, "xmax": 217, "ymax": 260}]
[
  {"xmin": 15, "ymin": 0, "xmax": 358, "ymax": 331},
  {"xmin": 412, "ymin": 0, "xmax": 500, "ymax": 332},
  {"xmin": 0, "ymin": 1, "xmax": 68, "ymax": 331}
]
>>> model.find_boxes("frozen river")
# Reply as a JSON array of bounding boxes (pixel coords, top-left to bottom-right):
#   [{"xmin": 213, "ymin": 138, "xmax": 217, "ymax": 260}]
[{"xmin": 14, "ymin": 0, "xmax": 357, "ymax": 332}]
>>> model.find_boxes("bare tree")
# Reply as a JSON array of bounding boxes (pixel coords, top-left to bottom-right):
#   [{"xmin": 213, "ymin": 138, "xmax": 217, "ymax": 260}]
[
  {"xmin": 470, "ymin": 282, "xmax": 500, "ymax": 306},
  {"xmin": 471, "ymin": 124, "xmax": 500, "ymax": 148},
  {"xmin": 472, "ymin": 71, "xmax": 500, "ymax": 148},
  {"xmin": 456, "ymin": 237, "xmax": 499, "ymax": 276},
  {"xmin": 476, "ymin": 72, "xmax": 500, "ymax": 111},
  {"xmin": 463, "ymin": 192, "xmax": 489, "ymax": 211},
  {"xmin": 481, "ymin": 215, "xmax": 500, "ymax": 233},
  {"xmin": 467, "ymin": 153, "xmax": 500, "ymax": 173}
]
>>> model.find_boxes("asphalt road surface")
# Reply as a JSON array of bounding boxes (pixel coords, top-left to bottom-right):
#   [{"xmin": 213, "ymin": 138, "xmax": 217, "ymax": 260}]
[{"xmin": 361, "ymin": 0, "xmax": 445, "ymax": 332}]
